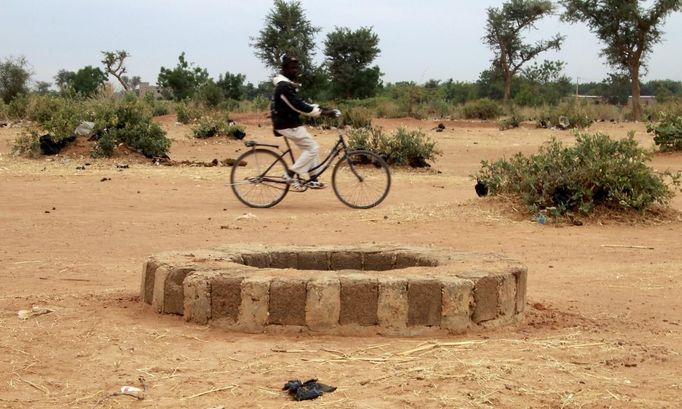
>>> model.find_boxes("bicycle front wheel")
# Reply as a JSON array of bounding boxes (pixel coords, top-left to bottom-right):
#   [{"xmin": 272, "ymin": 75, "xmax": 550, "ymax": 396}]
[
  {"xmin": 230, "ymin": 148, "xmax": 290, "ymax": 208},
  {"xmin": 332, "ymin": 150, "xmax": 391, "ymax": 209}
]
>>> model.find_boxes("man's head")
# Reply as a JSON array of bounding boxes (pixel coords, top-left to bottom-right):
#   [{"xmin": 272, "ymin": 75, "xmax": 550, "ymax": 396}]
[{"xmin": 281, "ymin": 55, "xmax": 300, "ymax": 81}]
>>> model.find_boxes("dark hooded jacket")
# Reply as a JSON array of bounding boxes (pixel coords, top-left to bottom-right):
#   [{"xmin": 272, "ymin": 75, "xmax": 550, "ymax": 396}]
[{"xmin": 270, "ymin": 74, "xmax": 321, "ymax": 131}]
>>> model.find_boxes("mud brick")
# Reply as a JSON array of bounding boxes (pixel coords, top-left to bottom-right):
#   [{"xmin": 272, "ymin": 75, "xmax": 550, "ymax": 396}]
[
  {"xmin": 241, "ymin": 253, "xmax": 271, "ymax": 268},
  {"xmin": 340, "ymin": 278, "xmax": 379, "ymax": 326},
  {"xmin": 306, "ymin": 275, "xmax": 340, "ymax": 330},
  {"xmin": 151, "ymin": 266, "xmax": 170, "ymax": 313},
  {"xmin": 270, "ymin": 252, "xmax": 298, "ymax": 269},
  {"xmin": 140, "ymin": 259, "xmax": 159, "ymax": 304},
  {"xmin": 377, "ymin": 277, "xmax": 408, "ymax": 328},
  {"xmin": 515, "ymin": 269, "xmax": 527, "ymax": 314},
  {"xmin": 269, "ymin": 279, "xmax": 307, "ymax": 325},
  {"xmin": 363, "ymin": 252, "xmax": 395, "ymax": 271},
  {"xmin": 407, "ymin": 279, "xmax": 442, "ymax": 326},
  {"xmin": 498, "ymin": 274, "xmax": 516, "ymax": 317},
  {"xmin": 211, "ymin": 276, "xmax": 243, "ymax": 322},
  {"xmin": 394, "ymin": 252, "xmax": 418, "ymax": 269},
  {"xmin": 330, "ymin": 252, "xmax": 362, "ymax": 270},
  {"xmin": 183, "ymin": 273, "xmax": 212, "ymax": 324},
  {"xmin": 472, "ymin": 276, "xmax": 499, "ymax": 323},
  {"xmin": 441, "ymin": 278, "xmax": 474, "ymax": 331},
  {"xmin": 297, "ymin": 251, "xmax": 329, "ymax": 271},
  {"xmin": 238, "ymin": 276, "xmax": 271, "ymax": 331},
  {"xmin": 163, "ymin": 267, "xmax": 195, "ymax": 315}
]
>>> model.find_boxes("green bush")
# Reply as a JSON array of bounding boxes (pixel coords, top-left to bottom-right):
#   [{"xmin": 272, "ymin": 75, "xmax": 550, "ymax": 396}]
[
  {"xmin": 475, "ymin": 132, "xmax": 677, "ymax": 215},
  {"xmin": 343, "ymin": 107, "xmax": 372, "ymax": 128},
  {"xmin": 647, "ymin": 112, "xmax": 682, "ymax": 152},
  {"xmin": 92, "ymin": 95, "xmax": 171, "ymax": 158},
  {"xmin": 498, "ymin": 109, "xmax": 523, "ymax": 130},
  {"xmin": 176, "ymin": 102, "xmax": 201, "ymax": 124},
  {"xmin": 462, "ymin": 99, "xmax": 502, "ymax": 120},
  {"xmin": 537, "ymin": 99, "xmax": 594, "ymax": 129},
  {"xmin": 11, "ymin": 128, "xmax": 41, "ymax": 157},
  {"xmin": 191, "ymin": 114, "xmax": 243, "ymax": 139},
  {"xmin": 348, "ymin": 126, "xmax": 441, "ymax": 167},
  {"xmin": 0, "ymin": 99, "xmax": 8, "ymax": 121},
  {"xmin": 7, "ymin": 93, "xmax": 30, "ymax": 119}
]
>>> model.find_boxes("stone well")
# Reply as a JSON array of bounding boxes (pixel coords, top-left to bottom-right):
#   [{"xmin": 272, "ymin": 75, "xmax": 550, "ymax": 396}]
[{"xmin": 140, "ymin": 244, "xmax": 527, "ymax": 336}]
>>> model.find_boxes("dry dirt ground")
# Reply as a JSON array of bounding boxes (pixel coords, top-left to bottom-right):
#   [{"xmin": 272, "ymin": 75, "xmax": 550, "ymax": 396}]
[{"xmin": 1, "ymin": 114, "xmax": 681, "ymax": 409}]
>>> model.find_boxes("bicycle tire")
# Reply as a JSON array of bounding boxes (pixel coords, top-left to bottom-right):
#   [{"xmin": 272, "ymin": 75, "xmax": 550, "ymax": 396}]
[
  {"xmin": 230, "ymin": 148, "xmax": 290, "ymax": 208},
  {"xmin": 332, "ymin": 150, "xmax": 391, "ymax": 209}
]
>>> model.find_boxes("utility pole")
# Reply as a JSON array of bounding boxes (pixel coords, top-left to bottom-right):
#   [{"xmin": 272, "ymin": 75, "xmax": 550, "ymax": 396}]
[{"xmin": 575, "ymin": 76, "xmax": 580, "ymax": 98}]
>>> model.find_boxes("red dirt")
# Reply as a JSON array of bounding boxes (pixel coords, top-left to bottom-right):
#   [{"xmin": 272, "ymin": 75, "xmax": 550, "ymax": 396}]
[{"xmin": 1, "ymin": 116, "xmax": 681, "ymax": 408}]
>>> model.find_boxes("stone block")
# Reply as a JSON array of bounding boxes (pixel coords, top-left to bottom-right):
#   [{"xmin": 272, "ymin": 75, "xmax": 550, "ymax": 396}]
[
  {"xmin": 211, "ymin": 276, "xmax": 243, "ymax": 323},
  {"xmin": 472, "ymin": 276, "xmax": 499, "ymax": 323},
  {"xmin": 306, "ymin": 275, "xmax": 340, "ymax": 330},
  {"xmin": 330, "ymin": 252, "xmax": 362, "ymax": 270},
  {"xmin": 269, "ymin": 279, "xmax": 307, "ymax": 325},
  {"xmin": 364, "ymin": 252, "xmax": 395, "ymax": 271},
  {"xmin": 394, "ymin": 252, "xmax": 418, "ymax": 269},
  {"xmin": 498, "ymin": 274, "xmax": 516, "ymax": 317},
  {"xmin": 151, "ymin": 266, "xmax": 169, "ymax": 313},
  {"xmin": 297, "ymin": 251, "xmax": 329, "ymax": 271},
  {"xmin": 377, "ymin": 277, "xmax": 408, "ymax": 329},
  {"xmin": 163, "ymin": 267, "xmax": 194, "ymax": 315},
  {"xmin": 140, "ymin": 259, "xmax": 159, "ymax": 304},
  {"xmin": 340, "ymin": 277, "xmax": 378, "ymax": 326},
  {"xmin": 183, "ymin": 273, "xmax": 212, "ymax": 324},
  {"xmin": 407, "ymin": 279, "xmax": 442, "ymax": 327},
  {"xmin": 515, "ymin": 269, "xmax": 527, "ymax": 313},
  {"xmin": 238, "ymin": 276, "xmax": 271, "ymax": 332},
  {"xmin": 270, "ymin": 252, "xmax": 298, "ymax": 269},
  {"xmin": 242, "ymin": 253, "xmax": 271, "ymax": 268},
  {"xmin": 441, "ymin": 278, "xmax": 474, "ymax": 331}
]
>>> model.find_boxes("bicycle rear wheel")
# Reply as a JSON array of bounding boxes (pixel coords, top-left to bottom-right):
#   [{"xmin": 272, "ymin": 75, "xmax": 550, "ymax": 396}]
[
  {"xmin": 332, "ymin": 150, "xmax": 391, "ymax": 209},
  {"xmin": 230, "ymin": 148, "xmax": 290, "ymax": 208}
]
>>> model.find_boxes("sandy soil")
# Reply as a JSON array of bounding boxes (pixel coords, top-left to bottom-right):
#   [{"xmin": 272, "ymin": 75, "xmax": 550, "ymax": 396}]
[{"xmin": 1, "ymin": 115, "xmax": 681, "ymax": 408}]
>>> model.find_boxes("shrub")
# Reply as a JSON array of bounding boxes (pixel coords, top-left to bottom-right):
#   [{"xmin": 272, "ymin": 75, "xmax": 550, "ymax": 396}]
[
  {"xmin": 647, "ymin": 112, "xmax": 682, "ymax": 152},
  {"xmin": 536, "ymin": 99, "xmax": 593, "ymax": 129},
  {"xmin": 11, "ymin": 128, "xmax": 41, "ymax": 157},
  {"xmin": 0, "ymin": 99, "xmax": 8, "ymax": 121},
  {"xmin": 92, "ymin": 95, "xmax": 171, "ymax": 158},
  {"xmin": 462, "ymin": 99, "xmax": 502, "ymax": 120},
  {"xmin": 498, "ymin": 109, "xmax": 523, "ymax": 130},
  {"xmin": 176, "ymin": 102, "xmax": 201, "ymax": 124},
  {"xmin": 7, "ymin": 93, "xmax": 30, "ymax": 119},
  {"xmin": 475, "ymin": 132, "xmax": 677, "ymax": 215},
  {"xmin": 343, "ymin": 107, "xmax": 372, "ymax": 128},
  {"xmin": 348, "ymin": 126, "xmax": 441, "ymax": 167},
  {"xmin": 191, "ymin": 113, "xmax": 243, "ymax": 139}
]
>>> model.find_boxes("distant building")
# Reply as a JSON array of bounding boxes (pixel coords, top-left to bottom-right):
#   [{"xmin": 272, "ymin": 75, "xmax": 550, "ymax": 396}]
[
  {"xmin": 137, "ymin": 82, "xmax": 164, "ymax": 99},
  {"xmin": 576, "ymin": 95, "xmax": 608, "ymax": 104},
  {"xmin": 628, "ymin": 95, "xmax": 657, "ymax": 106}
]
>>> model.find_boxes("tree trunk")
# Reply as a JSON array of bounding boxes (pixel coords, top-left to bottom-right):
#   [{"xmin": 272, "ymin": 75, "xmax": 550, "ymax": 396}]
[
  {"xmin": 503, "ymin": 71, "xmax": 512, "ymax": 102},
  {"xmin": 629, "ymin": 65, "xmax": 641, "ymax": 121}
]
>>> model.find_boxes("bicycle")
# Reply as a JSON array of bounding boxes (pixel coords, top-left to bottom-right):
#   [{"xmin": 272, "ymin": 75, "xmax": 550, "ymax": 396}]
[{"xmin": 229, "ymin": 123, "xmax": 391, "ymax": 209}]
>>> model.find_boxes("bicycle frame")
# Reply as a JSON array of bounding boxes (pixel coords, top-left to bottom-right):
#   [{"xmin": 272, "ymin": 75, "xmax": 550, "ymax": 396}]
[{"xmin": 246, "ymin": 133, "xmax": 350, "ymax": 185}]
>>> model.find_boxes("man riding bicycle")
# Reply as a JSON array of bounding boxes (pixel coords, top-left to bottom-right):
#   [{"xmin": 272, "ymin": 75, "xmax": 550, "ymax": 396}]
[{"xmin": 271, "ymin": 55, "xmax": 338, "ymax": 189}]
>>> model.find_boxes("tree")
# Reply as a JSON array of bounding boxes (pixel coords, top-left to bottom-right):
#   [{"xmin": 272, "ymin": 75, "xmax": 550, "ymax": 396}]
[
  {"xmin": 483, "ymin": 0, "xmax": 564, "ymax": 101},
  {"xmin": 102, "ymin": 50, "xmax": 131, "ymax": 91},
  {"xmin": 0, "ymin": 56, "xmax": 32, "ymax": 103},
  {"xmin": 560, "ymin": 0, "xmax": 682, "ymax": 120},
  {"xmin": 216, "ymin": 72, "xmax": 246, "ymax": 100},
  {"xmin": 35, "ymin": 81, "xmax": 52, "ymax": 94},
  {"xmin": 54, "ymin": 66, "xmax": 107, "ymax": 97},
  {"xmin": 251, "ymin": 0, "xmax": 322, "ymax": 97},
  {"xmin": 157, "ymin": 52, "xmax": 209, "ymax": 101},
  {"xmin": 324, "ymin": 27, "xmax": 382, "ymax": 99}
]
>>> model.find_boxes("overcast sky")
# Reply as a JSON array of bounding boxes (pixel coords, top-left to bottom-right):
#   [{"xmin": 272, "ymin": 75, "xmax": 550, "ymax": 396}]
[{"xmin": 3, "ymin": 0, "xmax": 682, "ymax": 88}]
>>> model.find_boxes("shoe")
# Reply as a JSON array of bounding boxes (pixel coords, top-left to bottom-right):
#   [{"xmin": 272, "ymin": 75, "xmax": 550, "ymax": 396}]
[
  {"xmin": 306, "ymin": 180, "xmax": 327, "ymax": 189},
  {"xmin": 283, "ymin": 172, "xmax": 303, "ymax": 190}
]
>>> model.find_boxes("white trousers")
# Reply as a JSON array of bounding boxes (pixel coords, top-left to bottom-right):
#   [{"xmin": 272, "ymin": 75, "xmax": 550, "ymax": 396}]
[{"xmin": 277, "ymin": 126, "xmax": 321, "ymax": 178}]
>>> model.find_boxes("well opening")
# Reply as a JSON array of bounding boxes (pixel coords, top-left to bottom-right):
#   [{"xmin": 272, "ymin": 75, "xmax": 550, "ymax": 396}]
[{"xmin": 237, "ymin": 250, "xmax": 440, "ymax": 271}]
